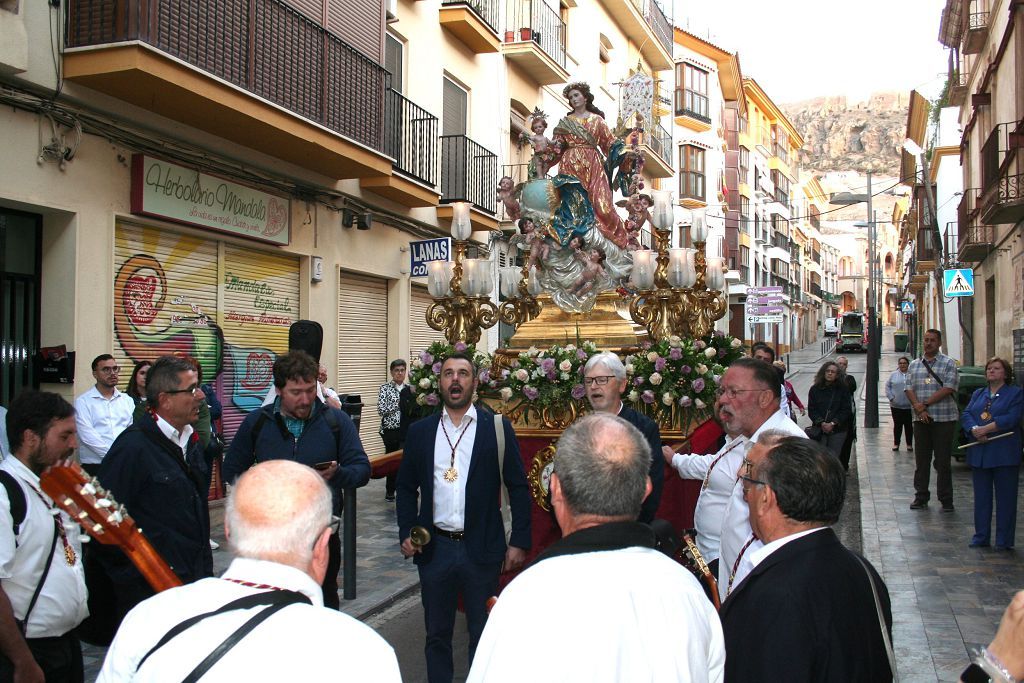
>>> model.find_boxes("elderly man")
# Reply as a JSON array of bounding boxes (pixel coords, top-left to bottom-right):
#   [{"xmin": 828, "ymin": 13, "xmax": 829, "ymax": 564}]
[
  {"xmin": 224, "ymin": 350, "xmax": 370, "ymax": 609},
  {"xmin": 397, "ymin": 352, "xmax": 530, "ymax": 683},
  {"xmin": 468, "ymin": 413, "xmax": 724, "ymax": 682},
  {"xmin": 721, "ymin": 436, "xmax": 893, "ymax": 682},
  {"xmin": 74, "ymin": 354, "xmax": 135, "ymax": 475},
  {"xmin": 98, "ymin": 460, "xmax": 400, "ymax": 681},
  {"xmin": 905, "ymin": 329, "xmax": 960, "ymax": 511},
  {"xmin": 583, "ymin": 351, "xmax": 664, "ymax": 522},
  {"xmin": 715, "ymin": 357, "xmax": 805, "ymax": 601},
  {"xmin": 97, "ymin": 355, "xmax": 214, "ymax": 624},
  {"xmin": 0, "ymin": 391, "xmax": 88, "ymax": 682}
]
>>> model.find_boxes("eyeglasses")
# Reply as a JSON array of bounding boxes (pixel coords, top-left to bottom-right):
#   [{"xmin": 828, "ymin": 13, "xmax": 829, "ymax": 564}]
[
  {"xmin": 715, "ymin": 386, "xmax": 766, "ymax": 399},
  {"xmin": 583, "ymin": 375, "xmax": 616, "ymax": 386},
  {"xmin": 97, "ymin": 366, "xmax": 121, "ymax": 374},
  {"xmin": 165, "ymin": 384, "xmax": 201, "ymax": 396},
  {"xmin": 313, "ymin": 515, "xmax": 342, "ymax": 549},
  {"xmin": 739, "ymin": 474, "xmax": 767, "ymax": 491}
]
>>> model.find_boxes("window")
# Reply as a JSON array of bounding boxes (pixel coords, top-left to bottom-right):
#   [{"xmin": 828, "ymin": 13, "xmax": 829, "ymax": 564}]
[
  {"xmin": 442, "ymin": 77, "xmax": 467, "ymax": 136},
  {"xmin": 739, "ymin": 146, "xmax": 749, "ymax": 178},
  {"xmin": 740, "ymin": 197, "xmax": 750, "ymax": 220},
  {"xmin": 679, "ymin": 145, "xmax": 705, "ymax": 200},
  {"xmin": 674, "ymin": 63, "xmax": 709, "ymax": 121},
  {"xmin": 385, "ymin": 33, "xmax": 404, "ymax": 94}
]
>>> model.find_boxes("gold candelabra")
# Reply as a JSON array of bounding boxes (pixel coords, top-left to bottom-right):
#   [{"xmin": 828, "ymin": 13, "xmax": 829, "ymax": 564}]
[{"xmin": 498, "ymin": 246, "xmax": 542, "ymax": 327}]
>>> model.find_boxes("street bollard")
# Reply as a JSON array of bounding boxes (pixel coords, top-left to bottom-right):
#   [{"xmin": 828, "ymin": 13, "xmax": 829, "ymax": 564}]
[{"xmin": 343, "ymin": 487, "xmax": 356, "ymax": 600}]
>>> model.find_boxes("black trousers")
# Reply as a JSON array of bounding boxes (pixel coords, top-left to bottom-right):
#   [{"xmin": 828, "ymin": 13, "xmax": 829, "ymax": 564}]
[
  {"xmin": 913, "ymin": 420, "xmax": 957, "ymax": 505},
  {"xmin": 0, "ymin": 630, "xmax": 83, "ymax": 683},
  {"xmin": 890, "ymin": 407, "xmax": 913, "ymax": 446},
  {"xmin": 381, "ymin": 430, "xmax": 405, "ymax": 496},
  {"xmin": 323, "ymin": 531, "xmax": 342, "ymax": 609}
]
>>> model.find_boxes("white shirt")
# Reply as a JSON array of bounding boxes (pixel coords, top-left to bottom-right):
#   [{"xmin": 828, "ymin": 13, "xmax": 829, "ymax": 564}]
[
  {"xmin": 468, "ymin": 546, "xmax": 724, "ymax": 683},
  {"xmin": 668, "ymin": 434, "xmax": 747, "ymax": 562},
  {"xmin": 0, "ymin": 457, "xmax": 88, "ymax": 637},
  {"xmin": 717, "ymin": 410, "xmax": 806, "ymax": 601},
  {"xmin": 74, "ymin": 385, "xmax": 135, "ymax": 465},
  {"xmin": 154, "ymin": 414, "xmax": 194, "ymax": 456},
  {"xmin": 779, "ymin": 384, "xmax": 790, "ymax": 418},
  {"xmin": 432, "ymin": 405, "xmax": 478, "ymax": 531},
  {"xmin": 98, "ymin": 557, "xmax": 400, "ymax": 682},
  {"xmin": 746, "ymin": 527, "xmax": 828, "ymax": 573},
  {"xmin": 0, "ymin": 406, "xmax": 9, "ymax": 460}
]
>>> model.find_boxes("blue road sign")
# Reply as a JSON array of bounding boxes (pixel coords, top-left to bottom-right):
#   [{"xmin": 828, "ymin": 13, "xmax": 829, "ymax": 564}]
[{"xmin": 943, "ymin": 268, "xmax": 974, "ymax": 298}]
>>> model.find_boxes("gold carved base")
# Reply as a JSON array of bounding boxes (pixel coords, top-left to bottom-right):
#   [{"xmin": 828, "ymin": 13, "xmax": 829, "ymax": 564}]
[{"xmin": 504, "ymin": 291, "xmax": 648, "ymax": 351}]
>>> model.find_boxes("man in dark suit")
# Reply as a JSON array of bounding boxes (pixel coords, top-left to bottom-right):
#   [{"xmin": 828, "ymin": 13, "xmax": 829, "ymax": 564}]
[
  {"xmin": 720, "ymin": 435, "xmax": 893, "ymax": 682},
  {"xmin": 396, "ymin": 352, "xmax": 531, "ymax": 683},
  {"xmin": 583, "ymin": 351, "xmax": 663, "ymax": 522}
]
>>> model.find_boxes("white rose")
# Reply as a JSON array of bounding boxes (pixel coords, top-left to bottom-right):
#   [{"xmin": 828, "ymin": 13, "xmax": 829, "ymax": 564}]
[
  {"xmin": 669, "ymin": 335, "xmax": 682, "ymax": 347},
  {"xmin": 662, "ymin": 392, "xmax": 674, "ymax": 406},
  {"xmin": 514, "ymin": 369, "xmax": 529, "ymax": 382},
  {"xmin": 628, "ymin": 390, "xmax": 639, "ymax": 402},
  {"xmin": 625, "ymin": 363, "xmax": 635, "ymax": 376},
  {"xmin": 697, "ymin": 364, "xmax": 708, "ymax": 375},
  {"xmin": 527, "ymin": 346, "xmax": 540, "ymax": 357},
  {"xmin": 647, "ymin": 351, "xmax": 659, "ymax": 362},
  {"xmin": 411, "ymin": 358, "xmax": 424, "ymax": 369},
  {"xmin": 565, "ymin": 344, "xmax": 576, "ymax": 352},
  {"xmin": 560, "ymin": 372, "xmax": 570, "ymax": 380},
  {"xmin": 532, "ymin": 368, "xmax": 545, "ymax": 379},
  {"xmin": 416, "ymin": 394, "xmax": 427, "ymax": 405},
  {"xmin": 712, "ymin": 374, "xmax": 721, "ymax": 385},
  {"xmin": 695, "ymin": 399, "xmax": 706, "ymax": 410},
  {"xmin": 418, "ymin": 378, "xmax": 432, "ymax": 389},
  {"xmin": 649, "ymin": 372, "xmax": 663, "ymax": 386},
  {"xmin": 559, "ymin": 360, "xmax": 573, "ymax": 372},
  {"xmin": 704, "ymin": 347, "xmax": 717, "ymax": 358},
  {"xmin": 731, "ymin": 338, "xmax": 742, "ymax": 348},
  {"xmin": 499, "ymin": 387, "xmax": 513, "ymax": 401}
]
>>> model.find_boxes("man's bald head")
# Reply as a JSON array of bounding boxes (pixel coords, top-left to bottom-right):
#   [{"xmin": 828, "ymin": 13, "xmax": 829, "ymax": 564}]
[{"xmin": 226, "ymin": 460, "xmax": 333, "ymax": 570}]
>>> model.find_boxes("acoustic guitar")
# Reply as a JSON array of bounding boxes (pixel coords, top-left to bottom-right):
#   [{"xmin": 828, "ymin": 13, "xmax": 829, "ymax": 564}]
[
  {"xmin": 40, "ymin": 460, "xmax": 182, "ymax": 593},
  {"xmin": 681, "ymin": 530, "xmax": 721, "ymax": 611}
]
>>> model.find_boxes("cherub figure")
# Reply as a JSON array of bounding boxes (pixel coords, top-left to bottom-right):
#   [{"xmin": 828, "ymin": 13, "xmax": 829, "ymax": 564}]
[
  {"xmin": 497, "ymin": 175, "xmax": 520, "ymax": 220},
  {"xmin": 521, "ymin": 108, "xmax": 562, "ymax": 179},
  {"xmin": 569, "ymin": 247, "xmax": 607, "ymax": 296},
  {"xmin": 515, "ymin": 217, "xmax": 558, "ymax": 270}
]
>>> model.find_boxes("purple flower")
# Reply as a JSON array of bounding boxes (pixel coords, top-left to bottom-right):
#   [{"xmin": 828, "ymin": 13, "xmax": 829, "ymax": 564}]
[
  {"xmin": 546, "ymin": 370, "xmax": 557, "ymax": 381},
  {"xmin": 669, "ymin": 347, "xmax": 682, "ymax": 360},
  {"xmin": 421, "ymin": 351, "xmax": 433, "ymax": 365},
  {"xmin": 523, "ymin": 386, "xmax": 540, "ymax": 400},
  {"xmin": 681, "ymin": 365, "xmax": 692, "ymax": 375},
  {"xmin": 431, "ymin": 362, "xmax": 442, "ymax": 374},
  {"xmin": 641, "ymin": 341, "xmax": 652, "ymax": 350},
  {"xmin": 425, "ymin": 393, "xmax": 439, "ymax": 406},
  {"xmin": 718, "ymin": 348, "xmax": 727, "ymax": 358},
  {"xmin": 571, "ymin": 384, "xmax": 586, "ymax": 399},
  {"xmin": 679, "ymin": 396, "xmax": 692, "ymax": 407},
  {"xmin": 479, "ymin": 368, "xmax": 491, "ymax": 384},
  {"xmin": 694, "ymin": 340, "xmax": 706, "ymax": 350},
  {"xmin": 654, "ymin": 357, "xmax": 667, "ymax": 372},
  {"xmin": 577, "ymin": 349, "xmax": 588, "ymax": 360},
  {"xmin": 641, "ymin": 390, "xmax": 655, "ymax": 404},
  {"xmin": 541, "ymin": 358, "xmax": 556, "ymax": 372},
  {"xmin": 714, "ymin": 330, "xmax": 724, "ymax": 337},
  {"xmin": 692, "ymin": 378, "xmax": 706, "ymax": 393},
  {"xmin": 454, "ymin": 341, "xmax": 468, "ymax": 352},
  {"xmin": 634, "ymin": 377, "xmax": 645, "ymax": 386}
]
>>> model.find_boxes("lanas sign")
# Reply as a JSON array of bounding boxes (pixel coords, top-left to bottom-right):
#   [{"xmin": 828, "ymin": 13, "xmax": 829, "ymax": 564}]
[{"xmin": 409, "ymin": 238, "xmax": 452, "ymax": 277}]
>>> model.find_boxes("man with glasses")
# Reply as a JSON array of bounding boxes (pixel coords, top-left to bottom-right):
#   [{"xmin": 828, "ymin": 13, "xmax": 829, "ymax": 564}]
[
  {"xmin": 721, "ymin": 436, "xmax": 892, "ymax": 682},
  {"xmin": 715, "ymin": 357, "xmax": 805, "ymax": 602},
  {"xmin": 74, "ymin": 354, "xmax": 135, "ymax": 476},
  {"xmin": 583, "ymin": 352, "xmax": 664, "ymax": 523},
  {"xmin": 97, "ymin": 355, "xmax": 214, "ymax": 626},
  {"xmin": 225, "ymin": 351, "xmax": 370, "ymax": 609},
  {"xmin": 98, "ymin": 459, "xmax": 401, "ymax": 681}
]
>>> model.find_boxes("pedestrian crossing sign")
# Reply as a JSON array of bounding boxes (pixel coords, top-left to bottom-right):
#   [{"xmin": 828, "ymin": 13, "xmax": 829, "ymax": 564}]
[{"xmin": 943, "ymin": 268, "xmax": 975, "ymax": 298}]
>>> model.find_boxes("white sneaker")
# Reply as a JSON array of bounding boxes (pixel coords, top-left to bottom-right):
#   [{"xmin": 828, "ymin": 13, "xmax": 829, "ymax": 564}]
[{"xmin": 209, "ymin": 539, "xmax": 220, "ymax": 550}]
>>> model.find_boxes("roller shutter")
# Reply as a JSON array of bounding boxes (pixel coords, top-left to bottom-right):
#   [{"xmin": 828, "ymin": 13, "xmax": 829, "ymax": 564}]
[
  {"xmin": 410, "ymin": 285, "xmax": 446, "ymax": 359},
  {"xmin": 338, "ymin": 272, "xmax": 388, "ymax": 456}
]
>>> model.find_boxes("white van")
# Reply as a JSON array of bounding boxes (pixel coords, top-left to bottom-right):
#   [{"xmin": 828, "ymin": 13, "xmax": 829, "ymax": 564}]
[{"xmin": 824, "ymin": 317, "xmax": 839, "ymax": 337}]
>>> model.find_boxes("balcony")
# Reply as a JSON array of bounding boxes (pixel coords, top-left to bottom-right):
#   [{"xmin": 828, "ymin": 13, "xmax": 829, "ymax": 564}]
[
  {"xmin": 501, "ymin": 0, "xmax": 569, "ymax": 85},
  {"xmin": 597, "ymin": 0, "xmax": 672, "ymax": 70},
  {"xmin": 361, "ymin": 89, "xmax": 440, "ymax": 206},
  {"xmin": 437, "ymin": 134, "xmax": 499, "ymax": 231},
  {"xmin": 956, "ymin": 192, "xmax": 994, "ymax": 262},
  {"xmin": 641, "ymin": 118, "xmax": 673, "ymax": 178},
  {"xmin": 440, "ymin": 0, "xmax": 501, "ymax": 53},
  {"xmin": 948, "ymin": 65, "xmax": 969, "ymax": 106},
  {"xmin": 65, "ymin": 0, "xmax": 396, "ymax": 180},
  {"xmin": 674, "ymin": 88, "xmax": 711, "ymax": 131},
  {"xmin": 962, "ymin": 10, "xmax": 989, "ymax": 54},
  {"xmin": 979, "ymin": 120, "xmax": 1024, "ymax": 225}
]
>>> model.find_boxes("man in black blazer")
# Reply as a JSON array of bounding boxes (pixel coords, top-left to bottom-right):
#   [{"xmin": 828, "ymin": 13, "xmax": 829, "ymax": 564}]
[
  {"xmin": 720, "ymin": 435, "xmax": 892, "ymax": 683},
  {"xmin": 396, "ymin": 353, "xmax": 531, "ymax": 683},
  {"xmin": 583, "ymin": 351, "xmax": 664, "ymax": 522}
]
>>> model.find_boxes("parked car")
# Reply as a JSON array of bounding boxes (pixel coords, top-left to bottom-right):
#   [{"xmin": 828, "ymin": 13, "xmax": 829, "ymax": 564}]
[{"xmin": 824, "ymin": 317, "xmax": 839, "ymax": 337}]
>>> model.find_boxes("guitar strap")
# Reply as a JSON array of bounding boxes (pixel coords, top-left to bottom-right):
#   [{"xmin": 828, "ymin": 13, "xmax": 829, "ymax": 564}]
[{"xmin": 136, "ymin": 589, "xmax": 311, "ymax": 680}]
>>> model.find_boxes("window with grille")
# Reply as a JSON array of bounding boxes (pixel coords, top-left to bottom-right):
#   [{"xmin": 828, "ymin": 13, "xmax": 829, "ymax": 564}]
[{"xmin": 679, "ymin": 145, "xmax": 706, "ymax": 200}]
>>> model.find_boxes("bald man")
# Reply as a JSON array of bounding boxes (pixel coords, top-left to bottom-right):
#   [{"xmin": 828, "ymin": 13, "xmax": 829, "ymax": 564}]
[{"xmin": 98, "ymin": 461, "xmax": 400, "ymax": 682}]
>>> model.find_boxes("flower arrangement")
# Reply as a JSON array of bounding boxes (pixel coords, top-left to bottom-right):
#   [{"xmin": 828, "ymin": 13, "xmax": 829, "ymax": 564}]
[
  {"xmin": 408, "ymin": 340, "xmax": 493, "ymax": 414},
  {"xmin": 499, "ymin": 341, "xmax": 600, "ymax": 409},
  {"xmin": 623, "ymin": 332, "xmax": 745, "ymax": 430}
]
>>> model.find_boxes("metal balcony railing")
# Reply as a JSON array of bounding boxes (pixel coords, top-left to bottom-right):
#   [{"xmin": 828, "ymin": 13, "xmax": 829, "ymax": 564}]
[
  {"xmin": 967, "ymin": 10, "xmax": 989, "ymax": 30},
  {"xmin": 645, "ymin": 118, "xmax": 672, "ymax": 167},
  {"xmin": 674, "ymin": 89, "xmax": 711, "ymax": 123},
  {"xmin": 442, "ymin": 0, "xmax": 500, "ymax": 34},
  {"xmin": 627, "ymin": 0, "xmax": 671, "ymax": 56},
  {"xmin": 981, "ymin": 122, "xmax": 1018, "ymax": 192},
  {"xmin": 67, "ymin": 0, "xmax": 391, "ymax": 155},
  {"xmin": 503, "ymin": 0, "xmax": 567, "ymax": 69},
  {"xmin": 385, "ymin": 88, "xmax": 438, "ymax": 187},
  {"xmin": 739, "ymin": 265, "xmax": 750, "ymax": 283},
  {"xmin": 440, "ymin": 135, "xmax": 498, "ymax": 214}
]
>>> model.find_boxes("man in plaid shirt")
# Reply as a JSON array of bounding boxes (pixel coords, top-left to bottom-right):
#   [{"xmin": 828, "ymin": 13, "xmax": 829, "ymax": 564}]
[{"xmin": 905, "ymin": 329, "xmax": 960, "ymax": 511}]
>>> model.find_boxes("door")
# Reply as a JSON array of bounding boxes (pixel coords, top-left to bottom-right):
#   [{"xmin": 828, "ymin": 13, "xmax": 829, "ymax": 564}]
[{"xmin": 0, "ymin": 209, "xmax": 41, "ymax": 405}]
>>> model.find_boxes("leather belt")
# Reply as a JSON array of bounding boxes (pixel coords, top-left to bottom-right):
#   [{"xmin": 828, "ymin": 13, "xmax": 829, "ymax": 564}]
[{"xmin": 434, "ymin": 527, "xmax": 465, "ymax": 540}]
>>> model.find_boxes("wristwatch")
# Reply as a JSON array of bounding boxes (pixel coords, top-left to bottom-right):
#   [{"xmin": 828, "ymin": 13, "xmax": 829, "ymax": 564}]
[{"xmin": 961, "ymin": 663, "xmax": 993, "ymax": 683}]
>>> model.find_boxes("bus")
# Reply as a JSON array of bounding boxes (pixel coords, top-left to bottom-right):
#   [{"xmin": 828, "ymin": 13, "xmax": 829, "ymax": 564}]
[{"xmin": 838, "ymin": 311, "xmax": 868, "ymax": 352}]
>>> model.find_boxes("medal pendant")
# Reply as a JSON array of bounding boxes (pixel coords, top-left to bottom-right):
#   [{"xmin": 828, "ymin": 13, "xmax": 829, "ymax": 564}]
[
  {"xmin": 925, "ymin": 378, "xmax": 933, "ymax": 384},
  {"xmin": 64, "ymin": 545, "xmax": 77, "ymax": 566},
  {"xmin": 981, "ymin": 411, "xmax": 991, "ymax": 421},
  {"xmin": 443, "ymin": 467, "xmax": 458, "ymax": 483}
]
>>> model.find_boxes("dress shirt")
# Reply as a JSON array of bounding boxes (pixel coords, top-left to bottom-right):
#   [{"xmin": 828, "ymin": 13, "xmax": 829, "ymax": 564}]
[
  {"xmin": 669, "ymin": 435, "xmax": 747, "ymax": 561},
  {"xmin": 432, "ymin": 405, "xmax": 478, "ymax": 532},
  {"xmin": 906, "ymin": 352, "xmax": 959, "ymax": 422},
  {"xmin": 0, "ymin": 457, "xmax": 88, "ymax": 638},
  {"xmin": 98, "ymin": 557, "xmax": 400, "ymax": 682},
  {"xmin": 0, "ymin": 406, "xmax": 8, "ymax": 459},
  {"xmin": 746, "ymin": 527, "xmax": 827, "ymax": 573},
  {"xmin": 779, "ymin": 384, "xmax": 790, "ymax": 418},
  {"xmin": 154, "ymin": 414, "xmax": 194, "ymax": 456},
  {"xmin": 717, "ymin": 410, "xmax": 806, "ymax": 601},
  {"xmin": 74, "ymin": 385, "xmax": 135, "ymax": 465}
]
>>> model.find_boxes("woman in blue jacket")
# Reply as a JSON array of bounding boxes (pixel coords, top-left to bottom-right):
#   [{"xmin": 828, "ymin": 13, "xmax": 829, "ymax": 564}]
[{"xmin": 961, "ymin": 357, "xmax": 1023, "ymax": 549}]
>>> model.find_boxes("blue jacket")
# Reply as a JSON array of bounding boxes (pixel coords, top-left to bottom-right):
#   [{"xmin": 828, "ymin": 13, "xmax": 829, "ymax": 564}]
[
  {"xmin": 961, "ymin": 384, "xmax": 1023, "ymax": 468},
  {"xmin": 396, "ymin": 409, "xmax": 531, "ymax": 565},
  {"xmin": 223, "ymin": 400, "xmax": 370, "ymax": 510},
  {"xmin": 618, "ymin": 406, "xmax": 664, "ymax": 523},
  {"xmin": 97, "ymin": 412, "xmax": 213, "ymax": 586}
]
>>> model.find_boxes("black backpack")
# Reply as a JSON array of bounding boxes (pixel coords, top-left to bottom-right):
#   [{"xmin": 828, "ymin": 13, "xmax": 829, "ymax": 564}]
[{"xmin": 0, "ymin": 470, "xmax": 27, "ymax": 540}]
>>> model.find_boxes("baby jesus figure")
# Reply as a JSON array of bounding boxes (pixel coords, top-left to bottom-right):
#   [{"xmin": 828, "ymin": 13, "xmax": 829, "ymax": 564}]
[
  {"xmin": 569, "ymin": 247, "xmax": 607, "ymax": 296},
  {"xmin": 521, "ymin": 108, "xmax": 562, "ymax": 179}
]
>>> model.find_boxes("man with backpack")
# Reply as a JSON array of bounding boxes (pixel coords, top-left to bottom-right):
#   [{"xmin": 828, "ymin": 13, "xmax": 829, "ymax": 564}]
[
  {"xmin": 0, "ymin": 391, "xmax": 88, "ymax": 682},
  {"xmin": 223, "ymin": 350, "xmax": 370, "ymax": 609}
]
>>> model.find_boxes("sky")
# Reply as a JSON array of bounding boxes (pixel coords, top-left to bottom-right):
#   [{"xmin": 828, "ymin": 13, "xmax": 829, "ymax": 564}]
[{"xmin": 673, "ymin": 0, "xmax": 950, "ymax": 104}]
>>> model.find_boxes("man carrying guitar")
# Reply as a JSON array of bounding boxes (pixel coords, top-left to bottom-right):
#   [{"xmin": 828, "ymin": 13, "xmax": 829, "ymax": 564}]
[{"xmin": 0, "ymin": 391, "xmax": 88, "ymax": 682}]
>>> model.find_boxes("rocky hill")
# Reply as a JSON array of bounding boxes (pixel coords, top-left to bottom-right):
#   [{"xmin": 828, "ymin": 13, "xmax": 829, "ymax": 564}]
[{"xmin": 781, "ymin": 92, "xmax": 909, "ymax": 176}]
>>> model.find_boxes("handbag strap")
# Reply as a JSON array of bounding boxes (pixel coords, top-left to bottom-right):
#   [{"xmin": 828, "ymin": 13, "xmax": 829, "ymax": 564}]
[
  {"xmin": 921, "ymin": 358, "xmax": 944, "ymax": 387},
  {"xmin": 853, "ymin": 553, "xmax": 897, "ymax": 681}
]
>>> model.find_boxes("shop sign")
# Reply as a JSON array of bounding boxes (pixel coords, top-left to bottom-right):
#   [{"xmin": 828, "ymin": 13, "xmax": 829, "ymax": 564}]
[
  {"xmin": 409, "ymin": 237, "xmax": 452, "ymax": 277},
  {"xmin": 131, "ymin": 154, "xmax": 290, "ymax": 245}
]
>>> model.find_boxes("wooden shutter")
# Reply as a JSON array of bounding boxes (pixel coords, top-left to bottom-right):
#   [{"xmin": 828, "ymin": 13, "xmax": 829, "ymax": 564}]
[
  {"xmin": 442, "ymin": 78, "xmax": 468, "ymax": 136},
  {"xmin": 410, "ymin": 285, "xmax": 446, "ymax": 359},
  {"xmin": 338, "ymin": 272, "xmax": 389, "ymax": 456},
  {"xmin": 327, "ymin": 0, "xmax": 383, "ymax": 62}
]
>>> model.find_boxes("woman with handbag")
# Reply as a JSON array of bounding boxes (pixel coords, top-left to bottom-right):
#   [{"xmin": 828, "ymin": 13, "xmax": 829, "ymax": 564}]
[
  {"xmin": 885, "ymin": 356, "xmax": 914, "ymax": 452},
  {"xmin": 807, "ymin": 361, "xmax": 852, "ymax": 462},
  {"xmin": 960, "ymin": 357, "xmax": 1023, "ymax": 549}
]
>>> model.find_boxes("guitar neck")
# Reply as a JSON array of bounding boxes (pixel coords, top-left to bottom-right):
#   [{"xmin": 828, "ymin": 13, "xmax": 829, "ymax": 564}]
[{"xmin": 120, "ymin": 527, "xmax": 184, "ymax": 592}]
